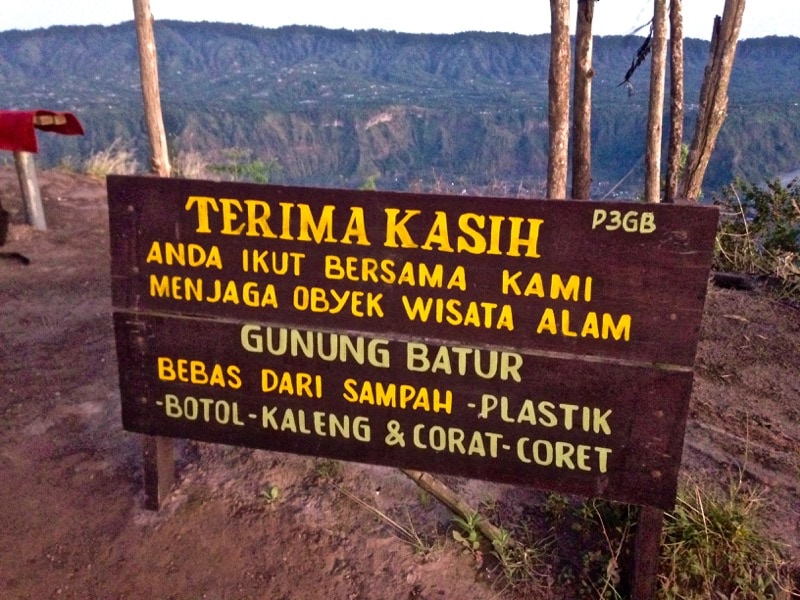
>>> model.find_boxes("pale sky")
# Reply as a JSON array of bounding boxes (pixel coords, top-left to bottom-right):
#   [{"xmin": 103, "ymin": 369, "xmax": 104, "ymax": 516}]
[{"xmin": 2, "ymin": 0, "xmax": 797, "ymax": 39}]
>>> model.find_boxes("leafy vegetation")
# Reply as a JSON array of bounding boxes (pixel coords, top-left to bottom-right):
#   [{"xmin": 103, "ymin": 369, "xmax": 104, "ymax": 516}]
[
  {"xmin": 540, "ymin": 496, "xmax": 634, "ymax": 599},
  {"xmin": 312, "ymin": 458, "xmax": 342, "ymax": 481},
  {"xmin": 258, "ymin": 485, "xmax": 280, "ymax": 504},
  {"xmin": 208, "ymin": 147, "xmax": 280, "ymax": 183},
  {"xmin": 659, "ymin": 478, "xmax": 792, "ymax": 599},
  {"xmin": 714, "ymin": 178, "xmax": 800, "ymax": 299},
  {"xmin": 489, "ymin": 526, "xmax": 552, "ymax": 592},
  {"xmin": 451, "ymin": 512, "xmax": 482, "ymax": 553},
  {"xmin": 535, "ymin": 483, "xmax": 794, "ymax": 599}
]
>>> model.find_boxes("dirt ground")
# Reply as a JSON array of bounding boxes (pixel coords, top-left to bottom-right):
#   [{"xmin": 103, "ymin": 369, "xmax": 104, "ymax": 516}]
[{"xmin": 1, "ymin": 166, "xmax": 798, "ymax": 599}]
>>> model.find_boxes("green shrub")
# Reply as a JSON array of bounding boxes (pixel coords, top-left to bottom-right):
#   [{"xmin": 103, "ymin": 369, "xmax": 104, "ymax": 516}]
[
  {"xmin": 209, "ymin": 148, "xmax": 279, "ymax": 184},
  {"xmin": 714, "ymin": 178, "xmax": 800, "ymax": 291},
  {"xmin": 659, "ymin": 478, "xmax": 792, "ymax": 599}
]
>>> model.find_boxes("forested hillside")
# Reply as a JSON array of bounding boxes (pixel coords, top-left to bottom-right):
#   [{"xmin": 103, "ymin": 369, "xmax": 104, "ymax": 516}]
[{"xmin": 1, "ymin": 22, "xmax": 798, "ymax": 195}]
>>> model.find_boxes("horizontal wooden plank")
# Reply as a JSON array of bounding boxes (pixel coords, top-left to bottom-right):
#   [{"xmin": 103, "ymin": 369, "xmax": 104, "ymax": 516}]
[
  {"xmin": 33, "ymin": 114, "xmax": 67, "ymax": 127},
  {"xmin": 107, "ymin": 176, "xmax": 719, "ymax": 367},
  {"xmin": 114, "ymin": 313, "xmax": 695, "ymax": 509}
]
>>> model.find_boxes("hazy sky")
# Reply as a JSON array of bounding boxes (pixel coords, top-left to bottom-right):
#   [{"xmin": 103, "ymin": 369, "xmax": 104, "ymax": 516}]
[{"xmin": 2, "ymin": 0, "xmax": 797, "ymax": 39}]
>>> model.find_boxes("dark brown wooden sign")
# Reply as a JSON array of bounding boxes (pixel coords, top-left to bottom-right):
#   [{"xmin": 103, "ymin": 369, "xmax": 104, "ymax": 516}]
[{"xmin": 108, "ymin": 175, "xmax": 718, "ymax": 509}]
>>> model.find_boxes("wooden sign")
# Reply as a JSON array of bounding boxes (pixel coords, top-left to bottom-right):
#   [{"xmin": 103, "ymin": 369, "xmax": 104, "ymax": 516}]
[{"xmin": 108, "ymin": 175, "xmax": 718, "ymax": 510}]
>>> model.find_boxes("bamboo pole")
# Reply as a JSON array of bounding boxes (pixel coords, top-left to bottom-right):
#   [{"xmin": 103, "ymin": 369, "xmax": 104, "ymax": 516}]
[
  {"xmin": 644, "ymin": 0, "xmax": 668, "ymax": 203},
  {"xmin": 401, "ymin": 469, "xmax": 507, "ymax": 544},
  {"xmin": 571, "ymin": 0, "xmax": 595, "ymax": 200}
]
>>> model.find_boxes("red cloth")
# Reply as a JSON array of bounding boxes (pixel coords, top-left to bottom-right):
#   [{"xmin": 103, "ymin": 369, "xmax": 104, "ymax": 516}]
[{"xmin": 0, "ymin": 110, "xmax": 84, "ymax": 153}]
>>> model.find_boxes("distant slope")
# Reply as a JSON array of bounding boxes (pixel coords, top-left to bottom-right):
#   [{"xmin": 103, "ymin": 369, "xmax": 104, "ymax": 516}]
[{"xmin": 1, "ymin": 22, "xmax": 798, "ymax": 194}]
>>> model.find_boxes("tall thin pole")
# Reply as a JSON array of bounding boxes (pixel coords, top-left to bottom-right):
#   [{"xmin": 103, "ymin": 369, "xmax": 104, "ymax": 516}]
[
  {"xmin": 571, "ymin": 0, "xmax": 595, "ymax": 200},
  {"xmin": 644, "ymin": 0, "xmax": 668, "ymax": 203},
  {"xmin": 132, "ymin": 0, "xmax": 174, "ymax": 510},
  {"xmin": 547, "ymin": 0, "xmax": 571, "ymax": 200},
  {"xmin": 681, "ymin": 0, "xmax": 746, "ymax": 200},
  {"xmin": 665, "ymin": 0, "xmax": 684, "ymax": 203},
  {"xmin": 133, "ymin": 0, "xmax": 171, "ymax": 177}
]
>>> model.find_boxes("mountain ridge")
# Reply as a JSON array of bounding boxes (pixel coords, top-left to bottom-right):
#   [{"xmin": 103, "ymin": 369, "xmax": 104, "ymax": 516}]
[{"xmin": 1, "ymin": 22, "xmax": 798, "ymax": 195}]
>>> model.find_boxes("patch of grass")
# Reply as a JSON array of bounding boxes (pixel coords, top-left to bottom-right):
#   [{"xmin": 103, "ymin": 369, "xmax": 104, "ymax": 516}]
[
  {"xmin": 333, "ymin": 483, "xmax": 437, "ymax": 556},
  {"xmin": 313, "ymin": 458, "xmax": 342, "ymax": 480},
  {"xmin": 490, "ymin": 525, "xmax": 553, "ymax": 592},
  {"xmin": 417, "ymin": 489, "xmax": 432, "ymax": 509},
  {"xmin": 56, "ymin": 155, "xmax": 79, "ymax": 172},
  {"xmin": 543, "ymin": 492, "xmax": 572, "ymax": 524},
  {"xmin": 83, "ymin": 138, "xmax": 139, "ymax": 178},
  {"xmin": 540, "ymin": 494, "xmax": 628, "ymax": 597},
  {"xmin": 566, "ymin": 499, "xmax": 633, "ymax": 600},
  {"xmin": 659, "ymin": 477, "xmax": 793, "ymax": 599},
  {"xmin": 542, "ymin": 483, "xmax": 792, "ymax": 599},
  {"xmin": 476, "ymin": 499, "xmax": 554, "ymax": 595}
]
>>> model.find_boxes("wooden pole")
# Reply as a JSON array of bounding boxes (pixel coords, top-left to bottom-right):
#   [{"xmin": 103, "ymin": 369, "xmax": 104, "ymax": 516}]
[
  {"xmin": 142, "ymin": 436, "xmax": 176, "ymax": 510},
  {"xmin": 133, "ymin": 0, "xmax": 171, "ymax": 177},
  {"xmin": 631, "ymin": 506, "xmax": 665, "ymax": 599},
  {"xmin": 133, "ymin": 0, "xmax": 175, "ymax": 509},
  {"xmin": 665, "ymin": 0, "xmax": 684, "ymax": 203},
  {"xmin": 644, "ymin": 0, "xmax": 668, "ymax": 203},
  {"xmin": 13, "ymin": 151, "xmax": 47, "ymax": 231},
  {"xmin": 547, "ymin": 0, "xmax": 571, "ymax": 200},
  {"xmin": 571, "ymin": 0, "xmax": 595, "ymax": 200},
  {"xmin": 681, "ymin": 0, "xmax": 746, "ymax": 200}
]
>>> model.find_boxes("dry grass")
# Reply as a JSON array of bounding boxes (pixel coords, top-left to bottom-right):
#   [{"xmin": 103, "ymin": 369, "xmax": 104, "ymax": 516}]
[
  {"xmin": 83, "ymin": 139, "xmax": 139, "ymax": 178},
  {"xmin": 172, "ymin": 149, "xmax": 212, "ymax": 180}
]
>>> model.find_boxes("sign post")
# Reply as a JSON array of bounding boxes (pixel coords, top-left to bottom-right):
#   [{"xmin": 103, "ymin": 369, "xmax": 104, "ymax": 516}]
[
  {"xmin": 13, "ymin": 151, "xmax": 46, "ymax": 231},
  {"xmin": 108, "ymin": 176, "xmax": 718, "ymax": 593}
]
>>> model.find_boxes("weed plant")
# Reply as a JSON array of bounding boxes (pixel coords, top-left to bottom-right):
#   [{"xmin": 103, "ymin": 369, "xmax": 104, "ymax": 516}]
[
  {"xmin": 313, "ymin": 458, "xmax": 342, "ymax": 481},
  {"xmin": 474, "ymin": 500, "xmax": 554, "ymax": 596},
  {"xmin": 489, "ymin": 525, "xmax": 553, "ymax": 593},
  {"xmin": 659, "ymin": 477, "xmax": 793, "ymax": 599},
  {"xmin": 451, "ymin": 512, "xmax": 482, "ymax": 553},
  {"xmin": 567, "ymin": 499, "xmax": 634, "ymax": 600},
  {"xmin": 538, "ymin": 482, "xmax": 793, "ymax": 599},
  {"xmin": 333, "ymin": 483, "xmax": 436, "ymax": 556}
]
